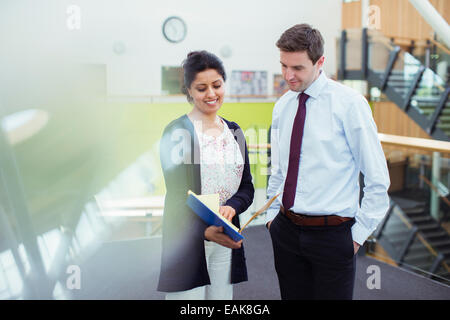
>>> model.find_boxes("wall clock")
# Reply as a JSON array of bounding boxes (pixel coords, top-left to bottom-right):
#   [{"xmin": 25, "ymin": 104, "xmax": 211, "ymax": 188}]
[{"xmin": 162, "ymin": 16, "xmax": 187, "ymax": 43}]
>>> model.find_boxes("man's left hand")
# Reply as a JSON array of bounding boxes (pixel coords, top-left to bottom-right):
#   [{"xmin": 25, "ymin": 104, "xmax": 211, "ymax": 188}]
[{"xmin": 353, "ymin": 241, "xmax": 361, "ymax": 254}]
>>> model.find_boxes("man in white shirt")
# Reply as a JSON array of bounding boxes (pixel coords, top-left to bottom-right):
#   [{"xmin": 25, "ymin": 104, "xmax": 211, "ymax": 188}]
[{"xmin": 266, "ymin": 24, "xmax": 390, "ymax": 300}]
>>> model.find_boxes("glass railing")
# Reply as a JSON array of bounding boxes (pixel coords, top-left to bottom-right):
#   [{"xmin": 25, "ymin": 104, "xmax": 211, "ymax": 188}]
[
  {"xmin": 345, "ymin": 29, "xmax": 363, "ymax": 71},
  {"xmin": 377, "ymin": 205, "xmax": 413, "ymax": 253},
  {"xmin": 411, "ymin": 67, "xmax": 447, "ymax": 119},
  {"xmin": 367, "ymin": 30, "xmax": 392, "ymax": 74},
  {"xmin": 370, "ymin": 201, "xmax": 450, "ymax": 285},
  {"xmin": 389, "ymin": 52, "xmax": 422, "ymax": 100},
  {"xmin": 364, "ymin": 30, "xmax": 450, "ymax": 139},
  {"xmin": 430, "ymin": 38, "xmax": 450, "ymax": 84},
  {"xmin": 402, "ymin": 234, "xmax": 436, "ymax": 275},
  {"xmin": 366, "ymin": 134, "xmax": 450, "ymax": 286}
]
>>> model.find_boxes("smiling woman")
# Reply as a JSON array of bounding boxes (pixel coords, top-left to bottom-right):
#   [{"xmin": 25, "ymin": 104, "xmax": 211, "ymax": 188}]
[
  {"xmin": 188, "ymin": 70, "xmax": 225, "ymax": 114},
  {"xmin": 158, "ymin": 50, "xmax": 254, "ymax": 300},
  {"xmin": 1, "ymin": 109, "xmax": 49, "ymax": 145}
]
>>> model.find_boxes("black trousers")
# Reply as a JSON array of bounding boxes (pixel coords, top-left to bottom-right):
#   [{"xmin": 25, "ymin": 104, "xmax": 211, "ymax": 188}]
[{"xmin": 269, "ymin": 211, "xmax": 356, "ymax": 300}]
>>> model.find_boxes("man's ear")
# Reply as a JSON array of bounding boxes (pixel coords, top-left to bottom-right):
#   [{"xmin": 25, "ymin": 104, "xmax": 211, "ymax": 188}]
[{"xmin": 316, "ymin": 55, "xmax": 325, "ymax": 68}]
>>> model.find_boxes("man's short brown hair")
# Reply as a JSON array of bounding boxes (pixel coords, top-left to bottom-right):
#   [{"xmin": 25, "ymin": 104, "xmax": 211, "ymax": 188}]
[{"xmin": 276, "ymin": 24, "xmax": 324, "ymax": 64}]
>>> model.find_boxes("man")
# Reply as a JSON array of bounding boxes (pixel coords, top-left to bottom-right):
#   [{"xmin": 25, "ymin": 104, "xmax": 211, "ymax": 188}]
[{"xmin": 266, "ymin": 24, "xmax": 390, "ymax": 300}]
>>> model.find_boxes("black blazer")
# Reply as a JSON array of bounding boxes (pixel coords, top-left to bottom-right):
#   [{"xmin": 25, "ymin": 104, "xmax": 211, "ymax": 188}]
[{"xmin": 157, "ymin": 114, "xmax": 254, "ymax": 292}]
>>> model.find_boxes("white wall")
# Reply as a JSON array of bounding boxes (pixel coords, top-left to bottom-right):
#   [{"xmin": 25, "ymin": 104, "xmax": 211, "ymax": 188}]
[{"xmin": 1, "ymin": 0, "xmax": 342, "ymax": 97}]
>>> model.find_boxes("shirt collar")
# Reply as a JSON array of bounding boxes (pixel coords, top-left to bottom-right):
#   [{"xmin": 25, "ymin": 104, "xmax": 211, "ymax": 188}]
[{"xmin": 301, "ymin": 69, "xmax": 327, "ymax": 99}]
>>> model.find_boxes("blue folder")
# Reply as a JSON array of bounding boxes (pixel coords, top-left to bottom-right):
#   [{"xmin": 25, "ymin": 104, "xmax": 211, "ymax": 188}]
[{"xmin": 186, "ymin": 192, "xmax": 244, "ymax": 242}]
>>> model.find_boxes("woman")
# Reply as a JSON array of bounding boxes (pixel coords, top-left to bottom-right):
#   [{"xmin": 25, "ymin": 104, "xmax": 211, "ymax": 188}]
[{"xmin": 157, "ymin": 51, "xmax": 254, "ymax": 299}]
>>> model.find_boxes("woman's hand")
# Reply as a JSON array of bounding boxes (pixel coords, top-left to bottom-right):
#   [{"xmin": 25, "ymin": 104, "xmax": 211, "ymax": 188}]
[
  {"xmin": 219, "ymin": 206, "xmax": 236, "ymax": 221},
  {"xmin": 204, "ymin": 226, "xmax": 242, "ymax": 249}
]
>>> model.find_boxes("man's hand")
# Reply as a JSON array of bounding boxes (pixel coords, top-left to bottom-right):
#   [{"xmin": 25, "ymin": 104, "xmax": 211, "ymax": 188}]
[
  {"xmin": 266, "ymin": 220, "xmax": 273, "ymax": 230},
  {"xmin": 204, "ymin": 226, "xmax": 242, "ymax": 249},
  {"xmin": 353, "ymin": 241, "xmax": 361, "ymax": 254},
  {"xmin": 219, "ymin": 206, "xmax": 236, "ymax": 221}
]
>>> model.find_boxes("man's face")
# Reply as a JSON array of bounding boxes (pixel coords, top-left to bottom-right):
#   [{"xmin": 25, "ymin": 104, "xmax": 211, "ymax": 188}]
[{"xmin": 280, "ymin": 50, "xmax": 324, "ymax": 92}]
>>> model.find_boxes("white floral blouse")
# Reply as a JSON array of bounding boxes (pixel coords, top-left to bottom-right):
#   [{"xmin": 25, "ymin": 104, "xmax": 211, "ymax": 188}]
[{"xmin": 194, "ymin": 117, "xmax": 244, "ymax": 206}]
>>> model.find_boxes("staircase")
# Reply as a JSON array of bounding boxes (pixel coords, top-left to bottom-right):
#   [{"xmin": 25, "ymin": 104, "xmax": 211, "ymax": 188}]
[
  {"xmin": 339, "ymin": 28, "xmax": 450, "ymax": 285},
  {"xmin": 339, "ymin": 28, "xmax": 450, "ymax": 141},
  {"xmin": 374, "ymin": 195, "xmax": 450, "ymax": 285}
]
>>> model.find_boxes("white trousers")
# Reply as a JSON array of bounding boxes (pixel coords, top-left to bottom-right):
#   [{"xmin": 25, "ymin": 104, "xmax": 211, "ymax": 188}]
[{"xmin": 165, "ymin": 240, "xmax": 233, "ymax": 300}]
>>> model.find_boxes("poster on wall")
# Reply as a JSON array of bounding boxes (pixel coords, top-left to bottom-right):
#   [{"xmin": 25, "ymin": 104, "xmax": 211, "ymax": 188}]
[
  {"xmin": 230, "ymin": 71, "xmax": 267, "ymax": 96},
  {"xmin": 161, "ymin": 66, "xmax": 183, "ymax": 94},
  {"xmin": 273, "ymin": 74, "xmax": 288, "ymax": 96}
]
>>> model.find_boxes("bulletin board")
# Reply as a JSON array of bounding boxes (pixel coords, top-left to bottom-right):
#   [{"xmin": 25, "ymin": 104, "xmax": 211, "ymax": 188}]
[{"xmin": 230, "ymin": 71, "xmax": 268, "ymax": 96}]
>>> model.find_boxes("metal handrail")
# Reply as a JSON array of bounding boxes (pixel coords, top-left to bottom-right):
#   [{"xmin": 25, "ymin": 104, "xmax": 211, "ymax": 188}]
[
  {"xmin": 419, "ymin": 175, "xmax": 450, "ymax": 208},
  {"xmin": 429, "ymin": 38, "xmax": 450, "ymax": 55}
]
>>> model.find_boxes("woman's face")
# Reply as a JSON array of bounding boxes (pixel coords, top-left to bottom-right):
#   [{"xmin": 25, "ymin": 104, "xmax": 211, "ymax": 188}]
[{"xmin": 188, "ymin": 68, "xmax": 225, "ymax": 116}]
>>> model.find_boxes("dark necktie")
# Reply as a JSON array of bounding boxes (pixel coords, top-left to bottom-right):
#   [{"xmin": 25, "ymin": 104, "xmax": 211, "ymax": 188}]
[{"xmin": 282, "ymin": 92, "xmax": 309, "ymax": 210}]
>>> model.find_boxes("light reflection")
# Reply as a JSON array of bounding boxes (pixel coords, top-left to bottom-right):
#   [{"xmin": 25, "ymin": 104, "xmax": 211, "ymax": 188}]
[
  {"xmin": 52, "ymin": 281, "xmax": 70, "ymax": 300},
  {"xmin": 1, "ymin": 109, "xmax": 49, "ymax": 145},
  {"xmin": 0, "ymin": 250, "xmax": 23, "ymax": 298},
  {"xmin": 75, "ymin": 212, "xmax": 96, "ymax": 250},
  {"xmin": 17, "ymin": 245, "xmax": 30, "ymax": 274},
  {"xmin": 0, "ymin": 143, "xmax": 161, "ymax": 299},
  {"xmin": 37, "ymin": 228, "xmax": 62, "ymax": 273},
  {"xmin": 0, "ymin": 266, "xmax": 9, "ymax": 299}
]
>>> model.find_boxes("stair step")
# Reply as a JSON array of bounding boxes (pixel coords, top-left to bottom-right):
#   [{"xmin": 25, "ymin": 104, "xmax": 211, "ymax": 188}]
[
  {"xmin": 417, "ymin": 84, "xmax": 442, "ymax": 92},
  {"xmin": 388, "ymin": 71, "xmax": 412, "ymax": 76},
  {"xmin": 436, "ymin": 123, "xmax": 450, "ymax": 130},
  {"xmin": 428, "ymin": 239, "xmax": 450, "ymax": 248},
  {"xmin": 424, "ymin": 231, "xmax": 448, "ymax": 241},
  {"xmin": 416, "ymin": 223, "xmax": 441, "ymax": 232},
  {"xmin": 409, "ymin": 215, "xmax": 434, "ymax": 223},
  {"xmin": 403, "ymin": 207, "xmax": 427, "ymax": 215},
  {"xmin": 384, "ymin": 226, "xmax": 411, "ymax": 237},
  {"xmin": 438, "ymin": 115, "xmax": 450, "ymax": 121},
  {"xmin": 418, "ymin": 106, "xmax": 450, "ymax": 114},
  {"xmin": 392, "ymin": 87, "xmax": 408, "ymax": 94},
  {"xmin": 403, "ymin": 251, "xmax": 434, "ymax": 262},
  {"xmin": 402, "ymin": 260, "xmax": 432, "ymax": 272},
  {"xmin": 408, "ymin": 241, "xmax": 430, "ymax": 251},
  {"xmin": 388, "ymin": 81, "xmax": 413, "ymax": 88},
  {"xmin": 415, "ymin": 101, "xmax": 450, "ymax": 108}
]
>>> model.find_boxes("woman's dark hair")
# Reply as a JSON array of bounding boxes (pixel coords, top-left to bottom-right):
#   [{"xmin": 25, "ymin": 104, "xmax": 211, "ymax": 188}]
[
  {"xmin": 181, "ymin": 50, "xmax": 226, "ymax": 103},
  {"xmin": 276, "ymin": 24, "xmax": 324, "ymax": 64}
]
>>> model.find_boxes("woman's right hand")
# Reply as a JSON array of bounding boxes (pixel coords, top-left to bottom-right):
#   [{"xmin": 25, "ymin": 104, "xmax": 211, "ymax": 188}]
[{"xmin": 204, "ymin": 226, "xmax": 243, "ymax": 249}]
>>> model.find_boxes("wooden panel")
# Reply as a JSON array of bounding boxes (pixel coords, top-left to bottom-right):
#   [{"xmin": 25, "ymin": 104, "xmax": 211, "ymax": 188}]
[
  {"xmin": 372, "ymin": 101, "xmax": 433, "ymax": 159},
  {"xmin": 362, "ymin": 0, "xmax": 450, "ymax": 41},
  {"xmin": 372, "ymin": 101, "xmax": 431, "ymax": 139},
  {"xmin": 342, "ymin": 1, "xmax": 362, "ymax": 29}
]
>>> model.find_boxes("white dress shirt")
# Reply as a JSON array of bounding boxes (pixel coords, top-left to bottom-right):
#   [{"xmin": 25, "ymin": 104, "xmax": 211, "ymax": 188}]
[{"xmin": 265, "ymin": 70, "xmax": 390, "ymax": 245}]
